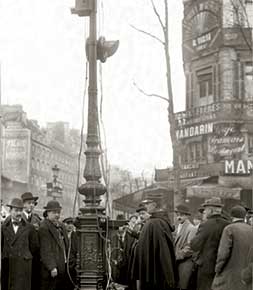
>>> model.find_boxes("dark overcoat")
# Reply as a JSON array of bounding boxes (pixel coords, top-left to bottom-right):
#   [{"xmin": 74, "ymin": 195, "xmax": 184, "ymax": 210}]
[
  {"xmin": 190, "ymin": 214, "xmax": 229, "ymax": 290},
  {"xmin": 174, "ymin": 219, "xmax": 197, "ymax": 289},
  {"xmin": 38, "ymin": 219, "xmax": 69, "ymax": 290},
  {"xmin": 1, "ymin": 216, "xmax": 39, "ymax": 290},
  {"xmin": 138, "ymin": 212, "xmax": 178, "ymax": 290},
  {"xmin": 212, "ymin": 221, "xmax": 253, "ymax": 290},
  {"xmin": 22, "ymin": 211, "xmax": 41, "ymax": 290}
]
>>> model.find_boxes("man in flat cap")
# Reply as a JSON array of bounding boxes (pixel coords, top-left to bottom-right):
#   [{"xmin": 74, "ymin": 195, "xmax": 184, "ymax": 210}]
[
  {"xmin": 1, "ymin": 198, "xmax": 39, "ymax": 290},
  {"xmin": 174, "ymin": 204, "xmax": 197, "ymax": 290},
  {"xmin": 212, "ymin": 205, "xmax": 253, "ymax": 290},
  {"xmin": 190, "ymin": 197, "xmax": 230, "ymax": 290},
  {"xmin": 38, "ymin": 200, "xmax": 69, "ymax": 290},
  {"xmin": 62, "ymin": 217, "xmax": 78, "ymax": 290}
]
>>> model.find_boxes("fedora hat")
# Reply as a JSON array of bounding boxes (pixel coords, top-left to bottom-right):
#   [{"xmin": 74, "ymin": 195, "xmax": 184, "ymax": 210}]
[
  {"xmin": 202, "ymin": 197, "xmax": 224, "ymax": 208},
  {"xmin": 21, "ymin": 192, "xmax": 39, "ymax": 203},
  {"xmin": 44, "ymin": 200, "xmax": 62, "ymax": 211},
  {"xmin": 175, "ymin": 204, "xmax": 191, "ymax": 215},
  {"xmin": 7, "ymin": 198, "xmax": 24, "ymax": 209}
]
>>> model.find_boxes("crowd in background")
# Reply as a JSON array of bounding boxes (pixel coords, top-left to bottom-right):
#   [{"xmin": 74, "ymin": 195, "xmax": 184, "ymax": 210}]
[
  {"xmin": 1, "ymin": 192, "xmax": 77, "ymax": 290},
  {"xmin": 114, "ymin": 198, "xmax": 253, "ymax": 290},
  {"xmin": 2, "ymin": 192, "xmax": 253, "ymax": 290}
]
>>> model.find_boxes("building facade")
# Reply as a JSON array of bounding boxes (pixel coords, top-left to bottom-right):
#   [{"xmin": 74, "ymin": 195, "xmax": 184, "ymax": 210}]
[
  {"xmin": 174, "ymin": 0, "xmax": 253, "ymax": 211},
  {"xmin": 1, "ymin": 105, "xmax": 85, "ymax": 217}
]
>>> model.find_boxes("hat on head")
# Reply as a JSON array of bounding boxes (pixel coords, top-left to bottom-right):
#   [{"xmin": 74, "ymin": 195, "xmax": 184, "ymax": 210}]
[
  {"xmin": 140, "ymin": 199, "xmax": 155, "ymax": 205},
  {"xmin": 43, "ymin": 200, "xmax": 62, "ymax": 211},
  {"xmin": 21, "ymin": 192, "xmax": 39, "ymax": 203},
  {"xmin": 230, "ymin": 205, "xmax": 247, "ymax": 219},
  {"xmin": 7, "ymin": 198, "xmax": 24, "ymax": 209},
  {"xmin": 175, "ymin": 204, "xmax": 191, "ymax": 215},
  {"xmin": 136, "ymin": 205, "xmax": 147, "ymax": 213},
  {"xmin": 62, "ymin": 217, "xmax": 74, "ymax": 224},
  {"xmin": 201, "ymin": 197, "xmax": 224, "ymax": 208},
  {"xmin": 129, "ymin": 214, "xmax": 138, "ymax": 220}
]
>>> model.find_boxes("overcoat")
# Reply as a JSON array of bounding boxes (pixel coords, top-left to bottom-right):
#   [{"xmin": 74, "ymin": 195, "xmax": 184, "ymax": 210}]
[
  {"xmin": 1, "ymin": 216, "xmax": 39, "ymax": 290},
  {"xmin": 138, "ymin": 212, "xmax": 178, "ymax": 290},
  {"xmin": 22, "ymin": 211, "xmax": 41, "ymax": 290},
  {"xmin": 174, "ymin": 219, "xmax": 197, "ymax": 289},
  {"xmin": 38, "ymin": 219, "xmax": 69, "ymax": 290},
  {"xmin": 190, "ymin": 214, "xmax": 229, "ymax": 290},
  {"xmin": 212, "ymin": 221, "xmax": 253, "ymax": 290},
  {"xmin": 241, "ymin": 246, "xmax": 253, "ymax": 289}
]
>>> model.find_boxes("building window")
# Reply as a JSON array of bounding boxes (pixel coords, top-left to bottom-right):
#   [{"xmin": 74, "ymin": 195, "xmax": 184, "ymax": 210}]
[
  {"xmin": 245, "ymin": 63, "xmax": 253, "ymax": 99},
  {"xmin": 249, "ymin": 135, "xmax": 253, "ymax": 153},
  {"xmin": 198, "ymin": 73, "xmax": 213, "ymax": 98}
]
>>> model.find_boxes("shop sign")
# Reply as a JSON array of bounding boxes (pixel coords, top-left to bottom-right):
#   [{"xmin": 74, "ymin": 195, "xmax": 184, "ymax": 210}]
[
  {"xmin": 3, "ymin": 129, "xmax": 31, "ymax": 183},
  {"xmin": 187, "ymin": 185, "xmax": 241, "ymax": 199},
  {"xmin": 224, "ymin": 159, "xmax": 253, "ymax": 175},
  {"xmin": 176, "ymin": 123, "xmax": 213, "ymax": 139},
  {"xmin": 209, "ymin": 124, "xmax": 245, "ymax": 161}
]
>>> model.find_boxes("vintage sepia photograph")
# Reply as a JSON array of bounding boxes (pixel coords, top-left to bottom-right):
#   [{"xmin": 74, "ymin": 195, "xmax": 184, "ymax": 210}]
[{"xmin": 1, "ymin": 0, "xmax": 253, "ymax": 289}]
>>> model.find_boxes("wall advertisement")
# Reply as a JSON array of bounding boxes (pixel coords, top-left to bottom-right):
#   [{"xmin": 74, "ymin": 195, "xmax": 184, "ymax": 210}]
[{"xmin": 3, "ymin": 128, "xmax": 31, "ymax": 183}]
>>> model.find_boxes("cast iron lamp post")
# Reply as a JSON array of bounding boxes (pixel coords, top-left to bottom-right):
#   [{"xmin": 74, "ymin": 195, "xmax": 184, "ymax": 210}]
[
  {"xmin": 71, "ymin": 1, "xmax": 119, "ymax": 289},
  {"xmin": 47, "ymin": 164, "xmax": 63, "ymax": 200}
]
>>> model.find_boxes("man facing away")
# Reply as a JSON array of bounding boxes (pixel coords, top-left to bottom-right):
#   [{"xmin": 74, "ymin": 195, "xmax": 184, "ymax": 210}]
[
  {"xmin": 174, "ymin": 204, "xmax": 197, "ymax": 290},
  {"xmin": 190, "ymin": 197, "xmax": 230, "ymax": 290},
  {"xmin": 138, "ymin": 208, "xmax": 178, "ymax": 290},
  {"xmin": 212, "ymin": 205, "xmax": 253, "ymax": 290},
  {"xmin": 39, "ymin": 200, "xmax": 69, "ymax": 290},
  {"xmin": 1, "ymin": 198, "xmax": 39, "ymax": 290}
]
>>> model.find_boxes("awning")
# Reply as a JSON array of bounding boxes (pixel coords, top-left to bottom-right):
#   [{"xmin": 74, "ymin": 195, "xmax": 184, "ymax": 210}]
[{"xmin": 187, "ymin": 184, "xmax": 241, "ymax": 200}]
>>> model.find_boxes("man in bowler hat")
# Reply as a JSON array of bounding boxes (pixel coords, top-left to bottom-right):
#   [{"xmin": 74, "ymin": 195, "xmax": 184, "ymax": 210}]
[
  {"xmin": 38, "ymin": 200, "xmax": 69, "ymax": 290},
  {"xmin": 21, "ymin": 192, "xmax": 41, "ymax": 290},
  {"xmin": 190, "ymin": 197, "xmax": 230, "ymax": 290},
  {"xmin": 1, "ymin": 198, "xmax": 39, "ymax": 290}
]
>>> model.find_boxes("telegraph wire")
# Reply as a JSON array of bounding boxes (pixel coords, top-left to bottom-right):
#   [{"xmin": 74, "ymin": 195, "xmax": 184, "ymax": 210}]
[{"xmin": 72, "ymin": 19, "xmax": 89, "ymax": 216}]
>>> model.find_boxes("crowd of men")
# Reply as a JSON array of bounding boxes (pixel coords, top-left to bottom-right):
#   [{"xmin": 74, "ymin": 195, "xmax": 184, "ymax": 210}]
[
  {"xmin": 115, "ymin": 197, "xmax": 253, "ymax": 290},
  {"xmin": 1, "ymin": 192, "xmax": 77, "ymax": 290},
  {"xmin": 2, "ymin": 193, "xmax": 253, "ymax": 290}
]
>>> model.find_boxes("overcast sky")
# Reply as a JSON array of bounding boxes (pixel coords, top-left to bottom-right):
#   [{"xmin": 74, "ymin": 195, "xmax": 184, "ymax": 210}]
[{"xmin": 0, "ymin": 0, "xmax": 185, "ymax": 177}]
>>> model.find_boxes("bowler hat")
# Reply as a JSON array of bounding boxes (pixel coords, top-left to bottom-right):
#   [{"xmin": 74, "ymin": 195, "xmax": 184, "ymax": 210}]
[
  {"xmin": 202, "ymin": 197, "xmax": 224, "ymax": 208},
  {"xmin": 230, "ymin": 205, "xmax": 246, "ymax": 219},
  {"xmin": 136, "ymin": 205, "xmax": 147, "ymax": 213},
  {"xmin": 175, "ymin": 204, "xmax": 191, "ymax": 215},
  {"xmin": 44, "ymin": 200, "xmax": 62, "ymax": 211},
  {"xmin": 62, "ymin": 217, "xmax": 74, "ymax": 224},
  {"xmin": 21, "ymin": 192, "xmax": 39, "ymax": 203},
  {"xmin": 7, "ymin": 198, "xmax": 24, "ymax": 209}
]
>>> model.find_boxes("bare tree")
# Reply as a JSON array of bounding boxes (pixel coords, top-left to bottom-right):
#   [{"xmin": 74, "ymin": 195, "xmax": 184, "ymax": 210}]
[{"xmin": 132, "ymin": 0, "xmax": 184, "ymax": 205}]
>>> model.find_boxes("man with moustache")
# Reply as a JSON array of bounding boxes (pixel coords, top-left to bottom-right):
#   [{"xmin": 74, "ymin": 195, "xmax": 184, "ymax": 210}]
[
  {"xmin": 21, "ymin": 192, "xmax": 41, "ymax": 290},
  {"xmin": 39, "ymin": 200, "xmax": 69, "ymax": 290},
  {"xmin": 190, "ymin": 197, "xmax": 230, "ymax": 290},
  {"xmin": 1, "ymin": 198, "xmax": 39, "ymax": 290},
  {"xmin": 174, "ymin": 204, "xmax": 197, "ymax": 290}
]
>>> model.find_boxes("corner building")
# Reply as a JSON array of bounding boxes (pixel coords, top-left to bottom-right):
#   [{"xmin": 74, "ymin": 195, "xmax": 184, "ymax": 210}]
[{"xmin": 175, "ymin": 0, "xmax": 253, "ymax": 211}]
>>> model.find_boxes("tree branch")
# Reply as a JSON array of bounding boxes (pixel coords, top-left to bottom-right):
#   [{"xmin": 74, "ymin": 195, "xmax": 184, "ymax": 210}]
[
  {"xmin": 150, "ymin": 0, "xmax": 165, "ymax": 32},
  {"xmin": 133, "ymin": 81, "xmax": 169, "ymax": 103},
  {"xmin": 130, "ymin": 24, "xmax": 165, "ymax": 45}
]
